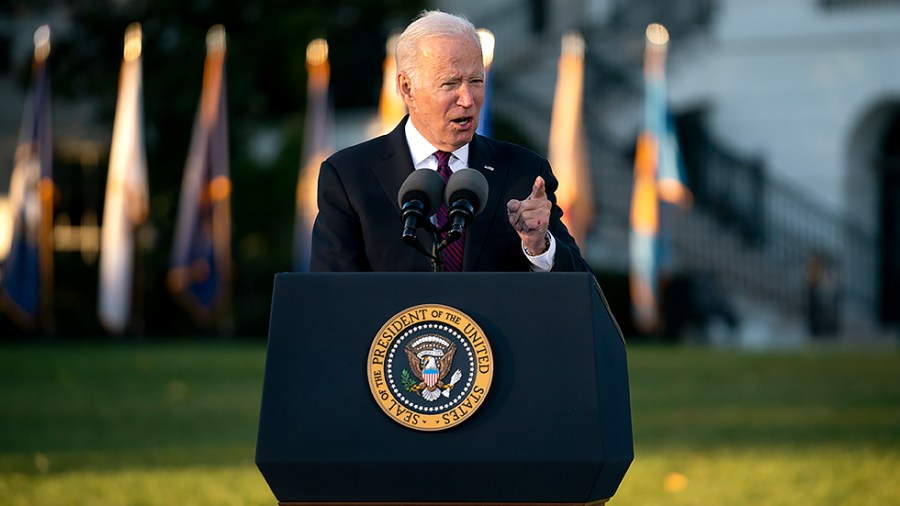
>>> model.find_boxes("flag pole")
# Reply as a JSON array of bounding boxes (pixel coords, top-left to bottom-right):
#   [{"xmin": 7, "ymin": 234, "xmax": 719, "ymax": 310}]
[
  {"xmin": 294, "ymin": 37, "xmax": 332, "ymax": 272},
  {"xmin": 34, "ymin": 26, "xmax": 55, "ymax": 337},
  {"xmin": 207, "ymin": 25, "xmax": 234, "ymax": 336}
]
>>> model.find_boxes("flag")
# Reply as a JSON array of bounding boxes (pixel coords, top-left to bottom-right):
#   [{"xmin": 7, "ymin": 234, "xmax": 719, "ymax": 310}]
[
  {"xmin": 548, "ymin": 31, "xmax": 594, "ymax": 251},
  {"xmin": 294, "ymin": 38, "xmax": 333, "ymax": 272},
  {"xmin": 655, "ymin": 110, "xmax": 690, "ymax": 279},
  {"xmin": 167, "ymin": 25, "xmax": 232, "ymax": 331},
  {"xmin": 377, "ymin": 32, "xmax": 406, "ymax": 135},
  {"xmin": 476, "ymin": 28, "xmax": 495, "ymax": 137},
  {"xmin": 628, "ymin": 24, "xmax": 690, "ymax": 334},
  {"xmin": 0, "ymin": 26, "xmax": 54, "ymax": 331},
  {"xmin": 98, "ymin": 24, "xmax": 149, "ymax": 335}
]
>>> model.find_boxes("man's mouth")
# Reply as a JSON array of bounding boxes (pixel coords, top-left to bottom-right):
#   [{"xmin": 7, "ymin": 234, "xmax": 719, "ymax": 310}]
[{"xmin": 451, "ymin": 116, "xmax": 474, "ymax": 128}]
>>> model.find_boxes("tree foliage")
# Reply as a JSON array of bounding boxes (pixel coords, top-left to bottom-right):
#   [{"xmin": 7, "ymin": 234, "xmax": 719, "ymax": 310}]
[{"xmin": 3, "ymin": 0, "xmax": 425, "ymax": 337}]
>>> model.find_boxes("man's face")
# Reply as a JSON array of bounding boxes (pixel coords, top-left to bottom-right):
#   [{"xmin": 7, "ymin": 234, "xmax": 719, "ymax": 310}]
[{"xmin": 399, "ymin": 35, "xmax": 485, "ymax": 152}]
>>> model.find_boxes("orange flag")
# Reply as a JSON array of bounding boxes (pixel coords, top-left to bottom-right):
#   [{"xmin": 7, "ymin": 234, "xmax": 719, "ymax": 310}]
[{"xmin": 548, "ymin": 31, "xmax": 594, "ymax": 251}]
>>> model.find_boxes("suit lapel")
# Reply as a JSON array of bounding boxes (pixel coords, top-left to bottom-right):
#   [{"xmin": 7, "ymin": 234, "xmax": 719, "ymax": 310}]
[
  {"xmin": 464, "ymin": 134, "xmax": 507, "ymax": 269},
  {"xmin": 373, "ymin": 118, "xmax": 415, "ymax": 217},
  {"xmin": 372, "ymin": 118, "xmax": 437, "ymax": 259}
]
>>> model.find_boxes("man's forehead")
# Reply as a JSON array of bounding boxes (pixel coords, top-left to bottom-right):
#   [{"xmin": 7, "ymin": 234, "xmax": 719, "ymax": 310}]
[
  {"xmin": 418, "ymin": 38, "xmax": 483, "ymax": 72},
  {"xmin": 419, "ymin": 34, "xmax": 480, "ymax": 55}
]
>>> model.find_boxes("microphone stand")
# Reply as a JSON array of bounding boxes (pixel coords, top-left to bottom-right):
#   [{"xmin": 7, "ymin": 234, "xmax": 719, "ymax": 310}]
[
  {"xmin": 402, "ymin": 221, "xmax": 445, "ymax": 272},
  {"xmin": 431, "ymin": 229, "xmax": 444, "ymax": 272},
  {"xmin": 433, "ymin": 224, "xmax": 467, "ymax": 272},
  {"xmin": 403, "ymin": 221, "xmax": 467, "ymax": 272}
]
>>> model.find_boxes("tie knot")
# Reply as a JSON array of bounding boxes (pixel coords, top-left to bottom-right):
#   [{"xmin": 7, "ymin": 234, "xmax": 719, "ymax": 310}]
[{"xmin": 434, "ymin": 150, "xmax": 453, "ymax": 181}]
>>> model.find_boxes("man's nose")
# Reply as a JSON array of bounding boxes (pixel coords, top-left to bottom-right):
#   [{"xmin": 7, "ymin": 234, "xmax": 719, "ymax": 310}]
[{"xmin": 457, "ymin": 84, "xmax": 474, "ymax": 108}]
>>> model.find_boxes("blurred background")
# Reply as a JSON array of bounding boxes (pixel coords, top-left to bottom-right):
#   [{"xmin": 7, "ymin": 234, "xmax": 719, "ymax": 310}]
[
  {"xmin": 2, "ymin": 3, "xmax": 900, "ymax": 505},
  {"xmin": 1, "ymin": 0, "xmax": 899, "ymax": 347}
]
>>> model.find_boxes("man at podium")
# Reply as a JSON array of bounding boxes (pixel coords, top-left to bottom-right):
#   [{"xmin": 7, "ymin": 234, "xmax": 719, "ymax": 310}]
[{"xmin": 310, "ymin": 10, "xmax": 592, "ymax": 273}]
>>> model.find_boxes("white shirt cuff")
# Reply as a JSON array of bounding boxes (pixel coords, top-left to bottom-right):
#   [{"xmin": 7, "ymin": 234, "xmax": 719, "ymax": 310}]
[{"xmin": 522, "ymin": 233, "xmax": 556, "ymax": 272}]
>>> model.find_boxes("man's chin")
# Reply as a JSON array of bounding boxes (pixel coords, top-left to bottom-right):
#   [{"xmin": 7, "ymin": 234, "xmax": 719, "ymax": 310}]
[{"xmin": 449, "ymin": 133, "xmax": 476, "ymax": 150}]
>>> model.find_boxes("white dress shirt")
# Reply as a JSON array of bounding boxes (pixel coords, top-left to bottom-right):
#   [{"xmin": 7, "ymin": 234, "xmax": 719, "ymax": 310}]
[{"xmin": 404, "ymin": 120, "xmax": 556, "ymax": 271}]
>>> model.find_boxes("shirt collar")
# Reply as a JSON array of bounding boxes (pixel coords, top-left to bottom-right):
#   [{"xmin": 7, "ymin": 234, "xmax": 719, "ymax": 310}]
[{"xmin": 405, "ymin": 119, "xmax": 470, "ymax": 169}]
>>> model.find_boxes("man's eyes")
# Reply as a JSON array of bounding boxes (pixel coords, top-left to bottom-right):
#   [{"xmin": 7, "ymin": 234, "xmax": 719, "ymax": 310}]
[{"xmin": 440, "ymin": 79, "xmax": 484, "ymax": 88}]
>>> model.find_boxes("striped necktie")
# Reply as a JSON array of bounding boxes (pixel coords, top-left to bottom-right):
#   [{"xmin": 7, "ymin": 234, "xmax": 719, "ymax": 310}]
[{"xmin": 433, "ymin": 150, "xmax": 464, "ymax": 271}]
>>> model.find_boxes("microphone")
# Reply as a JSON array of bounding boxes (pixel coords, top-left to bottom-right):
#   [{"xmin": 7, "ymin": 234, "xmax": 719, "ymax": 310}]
[
  {"xmin": 397, "ymin": 169, "xmax": 444, "ymax": 242},
  {"xmin": 444, "ymin": 168, "xmax": 488, "ymax": 239}
]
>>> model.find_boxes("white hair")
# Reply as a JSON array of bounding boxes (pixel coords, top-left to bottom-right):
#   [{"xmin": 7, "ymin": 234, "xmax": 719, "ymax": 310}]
[{"xmin": 394, "ymin": 10, "xmax": 481, "ymax": 87}]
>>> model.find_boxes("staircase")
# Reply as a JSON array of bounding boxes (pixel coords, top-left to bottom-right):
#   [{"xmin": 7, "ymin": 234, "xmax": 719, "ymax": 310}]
[{"xmin": 457, "ymin": 0, "xmax": 892, "ymax": 345}]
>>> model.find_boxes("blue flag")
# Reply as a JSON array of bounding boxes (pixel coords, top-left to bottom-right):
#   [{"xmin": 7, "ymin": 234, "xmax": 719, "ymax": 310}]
[
  {"xmin": 629, "ymin": 24, "xmax": 690, "ymax": 334},
  {"xmin": 167, "ymin": 26, "xmax": 232, "ymax": 331},
  {"xmin": 1, "ymin": 26, "xmax": 53, "ymax": 330}
]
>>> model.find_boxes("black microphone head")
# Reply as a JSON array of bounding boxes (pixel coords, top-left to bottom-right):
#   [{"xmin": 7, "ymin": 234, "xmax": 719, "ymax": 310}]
[
  {"xmin": 445, "ymin": 168, "xmax": 489, "ymax": 216},
  {"xmin": 398, "ymin": 168, "xmax": 445, "ymax": 216}
]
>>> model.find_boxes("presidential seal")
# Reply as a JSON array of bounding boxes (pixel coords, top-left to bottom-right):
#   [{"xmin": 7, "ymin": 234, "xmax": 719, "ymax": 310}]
[{"xmin": 366, "ymin": 304, "xmax": 493, "ymax": 431}]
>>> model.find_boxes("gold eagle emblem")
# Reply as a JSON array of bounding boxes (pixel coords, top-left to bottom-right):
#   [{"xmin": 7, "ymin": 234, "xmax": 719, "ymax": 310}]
[{"xmin": 404, "ymin": 335, "xmax": 462, "ymax": 402}]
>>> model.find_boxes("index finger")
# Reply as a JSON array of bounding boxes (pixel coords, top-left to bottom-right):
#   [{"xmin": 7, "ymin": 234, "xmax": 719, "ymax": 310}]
[{"xmin": 529, "ymin": 176, "xmax": 546, "ymax": 200}]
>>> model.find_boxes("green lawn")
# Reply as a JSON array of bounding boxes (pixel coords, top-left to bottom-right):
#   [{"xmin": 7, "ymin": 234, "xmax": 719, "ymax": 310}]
[
  {"xmin": 1, "ymin": 341, "xmax": 898, "ymax": 505},
  {"xmin": 619, "ymin": 345, "xmax": 900, "ymax": 505}
]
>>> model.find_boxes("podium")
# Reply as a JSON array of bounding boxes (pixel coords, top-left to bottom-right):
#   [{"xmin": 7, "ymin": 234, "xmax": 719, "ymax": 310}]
[{"xmin": 256, "ymin": 272, "xmax": 633, "ymax": 505}]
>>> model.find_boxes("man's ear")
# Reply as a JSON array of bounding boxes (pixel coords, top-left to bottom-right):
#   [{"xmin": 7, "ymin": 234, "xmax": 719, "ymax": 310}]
[{"xmin": 397, "ymin": 73, "xmax": 414, "ymax": 108}]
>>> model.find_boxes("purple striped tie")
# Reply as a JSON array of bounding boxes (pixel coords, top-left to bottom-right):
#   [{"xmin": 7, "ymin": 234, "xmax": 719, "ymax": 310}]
[{"xmin": 434, "ymin": 150, "xmax": 464, "ymax": 271}]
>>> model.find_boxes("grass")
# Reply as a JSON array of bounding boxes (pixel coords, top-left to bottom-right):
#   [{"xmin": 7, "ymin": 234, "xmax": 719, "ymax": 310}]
[
  {"xmin": 1, "ymin": 341, "xmax": 898, "ymax": 505},
  {"xmin": 618, "ymin": 345, "xmax": 900, "ymax": 505},
  {"xmin": 0, "ymin": 341, "xmax": 271, "ymax": 505}
]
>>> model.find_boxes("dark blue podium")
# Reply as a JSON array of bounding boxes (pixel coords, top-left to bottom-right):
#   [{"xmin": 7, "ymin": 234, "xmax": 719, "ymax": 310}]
[{"xmin": 256, "ymin": 272, "xmax": 633, "ymax": 505}]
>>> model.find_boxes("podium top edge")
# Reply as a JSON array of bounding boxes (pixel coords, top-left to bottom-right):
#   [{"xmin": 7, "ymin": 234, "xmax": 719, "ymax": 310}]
[{"xmin": 274, "ymin": 272, "xmax": 596, "ymax": 279}]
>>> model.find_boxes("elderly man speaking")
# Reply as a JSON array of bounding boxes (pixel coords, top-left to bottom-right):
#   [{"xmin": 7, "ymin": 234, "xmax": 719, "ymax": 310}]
[{"xmin": 310, "ymin": 10, "xmax": 592, "ymax": 274}]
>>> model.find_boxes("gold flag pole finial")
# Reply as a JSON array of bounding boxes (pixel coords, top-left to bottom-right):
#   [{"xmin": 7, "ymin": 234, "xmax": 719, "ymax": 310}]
[
  {"xmin": 561, "ymin": 31, "xmax": 585, "ymax": 58},
  {"xmin": 34, "ymin": 25, "xmax": 51, "ymax": 62},
  {"xmin": 646, "ymin": 23, "xmax": 670, "ymax": 47},
  {"xmin": 644, "ymin": 23, "xmax": 669, "ymax": 75},
  {"xmin": 124, "ymin": 23, "xmax": 142, "ymax": 61},
  {"xmin": 206, "ymin": 24, "xmax": 226, "ymax": 54},
  {"xmin": 306, "ymin": 38, "xmax": 329, "ymax": 67}
]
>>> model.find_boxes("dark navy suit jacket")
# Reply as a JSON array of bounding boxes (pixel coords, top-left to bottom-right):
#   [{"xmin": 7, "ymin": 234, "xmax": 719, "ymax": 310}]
[{"xmin": 310, "ymin": 117, "xmax": 592, "ymax": 273}]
